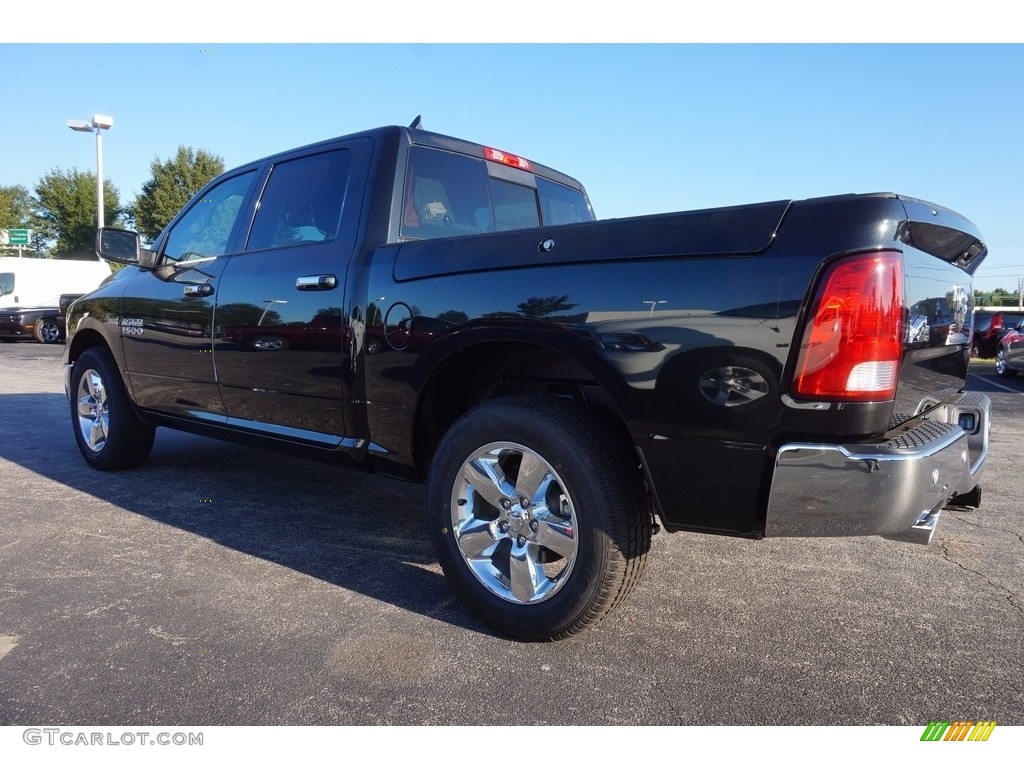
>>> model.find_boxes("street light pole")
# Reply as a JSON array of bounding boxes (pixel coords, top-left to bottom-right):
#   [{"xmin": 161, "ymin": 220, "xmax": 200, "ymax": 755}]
[
  {"xmin": 642, "ymin": 299, "xmax": 667, "ymax": 317},
  {"xmin": 95, "ymin": 126, "xmax": 104, "ymax": 227},
  {"xmin": 67, "ymin": 113, "xmax": 114, "ymax": 229}
]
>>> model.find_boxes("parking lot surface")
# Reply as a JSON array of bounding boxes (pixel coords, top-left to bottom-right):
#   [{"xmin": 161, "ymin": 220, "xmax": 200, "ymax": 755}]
[{"xmin": 0, "ymin": 342, "xmax": 1021, "ymax": 725}]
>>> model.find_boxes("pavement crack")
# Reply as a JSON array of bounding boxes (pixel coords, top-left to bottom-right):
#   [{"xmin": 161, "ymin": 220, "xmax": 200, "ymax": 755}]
[
  {"xmin": 945, "ymin": 511, "xmax": 1023, "ymax": 544},
  {"xmin": 938, "ymin": 541, "xmax": 1023, "ymax": 615}
]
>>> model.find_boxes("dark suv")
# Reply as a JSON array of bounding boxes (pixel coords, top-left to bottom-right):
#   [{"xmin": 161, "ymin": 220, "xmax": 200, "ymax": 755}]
[{"xmin": 972, "ymin": 309, "xmax": 1024, "ymax": 359}]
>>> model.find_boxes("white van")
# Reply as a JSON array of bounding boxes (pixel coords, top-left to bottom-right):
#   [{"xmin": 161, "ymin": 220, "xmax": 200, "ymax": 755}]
[{"xmin": 0, "ymin": 257, "xmax": 112, "ymax": 309}]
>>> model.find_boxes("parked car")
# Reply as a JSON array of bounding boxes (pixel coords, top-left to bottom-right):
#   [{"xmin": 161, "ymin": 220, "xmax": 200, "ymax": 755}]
[
  {"xmin": 32, "ymin": 293, "xmax": 84, "ymax": 344},
  {"xmin": 995, "ymin": 323, "xmax": 1024, "ymax": 377},
  {"xmin": 0, "ymin": 293, "xmax": 84, "ymax": 343},
  {"xmin": 971, "ymin": 309, "xmax": 1024, "ymax": 358},
  {"xmin": 0, "ymin": 302, "xmax": 58, "ymax": 342}
]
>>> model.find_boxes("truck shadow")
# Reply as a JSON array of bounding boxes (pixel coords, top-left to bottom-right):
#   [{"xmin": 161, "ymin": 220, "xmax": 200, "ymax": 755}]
[{"xmin": 0, "ymin": 392, "xmax": 498, "ymax": 638}]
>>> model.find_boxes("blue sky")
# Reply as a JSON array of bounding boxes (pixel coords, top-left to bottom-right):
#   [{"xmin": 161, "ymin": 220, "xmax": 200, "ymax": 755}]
[{"xmin": 2, "ymin": 42, "xmax": 1022, "ymax": 293}]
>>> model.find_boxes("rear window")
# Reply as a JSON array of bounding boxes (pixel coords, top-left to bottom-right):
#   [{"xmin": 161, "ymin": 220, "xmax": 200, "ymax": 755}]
[
  {"xmin": 536, "ymin": 176, "xmax": 593, "ymax": 226},
  {"xmin": 1003, "ymin": 313, "xmax": 1024, "ymax": 329},
  {"xmin": 400, "ymin": 146, "xmax": 591, "ymax": 240}
]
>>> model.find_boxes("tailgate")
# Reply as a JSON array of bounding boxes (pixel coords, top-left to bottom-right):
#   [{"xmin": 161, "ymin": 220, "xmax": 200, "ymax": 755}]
[{"xmin": 891, "ymin": 195, "xmax": 986, "ymax": 425}]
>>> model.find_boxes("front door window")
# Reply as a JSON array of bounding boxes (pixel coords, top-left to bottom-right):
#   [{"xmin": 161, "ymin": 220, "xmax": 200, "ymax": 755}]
[{"xmin": 163, "ymin": 171, "xmax": 257, "ymax": 262}]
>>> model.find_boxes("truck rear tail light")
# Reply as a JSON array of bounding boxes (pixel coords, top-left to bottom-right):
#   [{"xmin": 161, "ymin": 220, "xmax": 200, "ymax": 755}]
[
  {"xmin": 792, "ymin": 251, "xmax": 903, "ymax": 401},
  {"xmin": 484, "ymin": 147, "xmax": 533, "ymax": 172}
]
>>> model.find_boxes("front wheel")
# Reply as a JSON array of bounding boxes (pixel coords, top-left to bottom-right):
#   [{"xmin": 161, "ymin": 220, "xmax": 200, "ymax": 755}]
[
  {"xmin": 34, "ymin": 317, "xmax": 63, "ymax": 344},
  {"xmin": 427, "ymin": 396, "xmax": 651, "ymax": 641},
  {"xmin": 995, "ymin": 347, "xmax": 1017, "ymax": 377},
  {"xmin": 70, "ymin": 347, "xmax": 155, "ymax": 469}
]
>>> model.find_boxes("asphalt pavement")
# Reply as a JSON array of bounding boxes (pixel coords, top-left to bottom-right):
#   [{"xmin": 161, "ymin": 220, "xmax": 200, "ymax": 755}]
[{"xmin": 0, "ymin": 342, "xmax": 1021, "ymax": 726}]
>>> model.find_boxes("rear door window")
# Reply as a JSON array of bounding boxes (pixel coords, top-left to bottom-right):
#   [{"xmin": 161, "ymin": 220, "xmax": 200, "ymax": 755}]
[{"xmin": 246, "ymin": 149, "xmax": 352, "ymax": 251}]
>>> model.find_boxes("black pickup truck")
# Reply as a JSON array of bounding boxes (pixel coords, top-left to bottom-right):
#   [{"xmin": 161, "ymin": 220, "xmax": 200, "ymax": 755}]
[{"xmin": 64, "ymin": 121, "xmax": 992, "ymax": 640}]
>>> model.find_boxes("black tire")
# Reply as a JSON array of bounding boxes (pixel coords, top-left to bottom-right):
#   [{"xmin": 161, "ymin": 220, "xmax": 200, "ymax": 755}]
[
  {"xmin": 995, "ymin": 348, "xmax": 1017, "ymax": 377},
  {"xmin": 34, "ymin": 317, "xmax": 63, "ymax": 344},
  {"xmin": 427, "ymin": 395, "xmax": 651, "ymax": 641},
  {"xmin": 70, "ymin": 347, "xmax": 155, "ymax": 470}
]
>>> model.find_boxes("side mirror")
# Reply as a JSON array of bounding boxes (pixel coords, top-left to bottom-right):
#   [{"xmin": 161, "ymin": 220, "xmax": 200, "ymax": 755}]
[{"xmin": 95, "ymin": 228, "xmax": 158, "ymax": 269}]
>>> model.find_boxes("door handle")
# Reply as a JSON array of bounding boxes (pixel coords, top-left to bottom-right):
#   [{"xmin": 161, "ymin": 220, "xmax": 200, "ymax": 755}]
[
  {"xmin": 183, "ymin": 284, "xmax": 214, "ymax": 297},
  {"xmin": 296, "ymin": 274, "xmax": 337, "ymax": 291}
]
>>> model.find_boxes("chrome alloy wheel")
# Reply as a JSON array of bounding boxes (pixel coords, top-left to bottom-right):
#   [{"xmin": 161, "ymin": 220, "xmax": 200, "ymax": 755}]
[
  {"xmin": 995, "ymin": 348, "xmax": 1008, "ymax": 376},
  {"xmin": 76, "ymin": 368, "xmax": 109, "ymax": 453},
  {"xmin": 450, "ymin": 442, "xmax": 578, "ymax": 604}
]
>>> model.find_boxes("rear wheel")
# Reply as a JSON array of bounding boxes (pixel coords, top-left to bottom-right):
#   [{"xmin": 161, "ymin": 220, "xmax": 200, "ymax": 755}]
[
  {"xmin": 427, "ymin": 396, "xmax": 651, "ymax": 641},
  {"xmin": 70, "ymin": 347, "xmax": 155, "ymax": 469},
  {"xmin": 995, "ymin": 348, "xmax": 1017, "ymax": 377}
]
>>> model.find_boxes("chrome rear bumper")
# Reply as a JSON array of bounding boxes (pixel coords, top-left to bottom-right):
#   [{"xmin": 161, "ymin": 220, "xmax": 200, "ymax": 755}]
[{"xmin": 765, "ymin": 392, "xmax": 990, "ymax": 544}]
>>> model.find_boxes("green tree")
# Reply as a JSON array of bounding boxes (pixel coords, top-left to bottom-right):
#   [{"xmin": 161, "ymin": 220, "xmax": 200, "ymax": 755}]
[
  {"xmin": 0, "ymin": 184, "xmax": 33, "ymax": 229},
  {"xmin": 437, "ymin": 309, "xmax": 469, "ymax": 324},
  {"xmin": 131, "ymin": 146, "xmax": 225, "ymax": 241},
  {"xmin": 0, "ymin": 184, "xmax": 42, "ymax": 255},
  {"xmin": 33, "ymin": 168, "xmax": 124, "ymax": 258},
  {"xmin": 516, "ymin": 294, "xmax": 578, "ymax": 318}
]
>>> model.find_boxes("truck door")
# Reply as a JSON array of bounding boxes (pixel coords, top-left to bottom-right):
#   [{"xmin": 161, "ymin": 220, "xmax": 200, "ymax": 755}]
[
  {"xmin": 120, "ymin": 168, "xmax": 259, "ymax": 418},
  {"xmin": 213, "ymin": 141, "xmax": 369, "ymax": 443}
]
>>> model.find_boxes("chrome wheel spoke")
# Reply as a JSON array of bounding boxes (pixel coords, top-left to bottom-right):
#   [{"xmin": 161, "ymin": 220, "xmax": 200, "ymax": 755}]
[
  {"xmin": 532, "ymin": 510, "xmax": 576, "ymax": 559},
  {"xmin": 462, "ymin": 457, "xmax": 514, "ymax": 509},
  {"xmin": 508, "ymin": 542, "xmax": 543, "ymax": 603},
  {"xmin": 514, "ymin": 451, "xmax": 548, "ymax": 502},
  {"xmin": 89, "ymin": 416, "xmax": 108, "ymax": 449},
  {"xmin": 76, "ymin": 395, "xmax": 95, "ymax": 420},
  {"xmin": 455, "ymin": 517, "xmax": 497, "ymax": 559}
]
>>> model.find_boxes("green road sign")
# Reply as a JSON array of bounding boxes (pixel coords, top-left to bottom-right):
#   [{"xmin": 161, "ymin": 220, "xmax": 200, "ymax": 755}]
[{"xmin": 1, "ymin": 229, "xmax": 31, "ymax": 246}]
